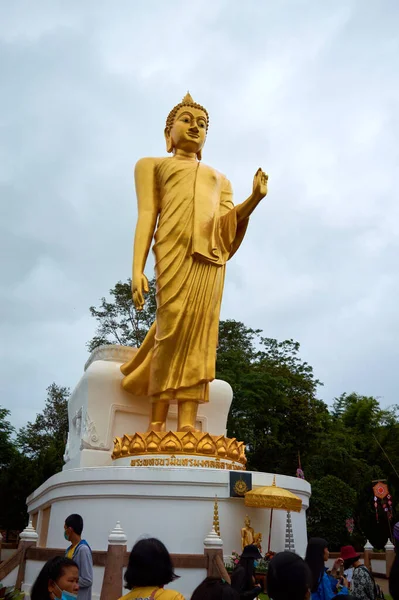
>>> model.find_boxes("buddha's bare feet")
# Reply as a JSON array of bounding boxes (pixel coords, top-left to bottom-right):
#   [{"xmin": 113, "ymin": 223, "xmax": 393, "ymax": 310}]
[
  {"xmin": 177, "ymin": 400, "xmax": 199, "ymax": 433},
  {"xmin": 147, "ymin": 421, "xmax": 166, "ymax": 432},
  {"xmin": 178, "ymin": 425, "xmax": 199, "ymax": 433},
  {"xmin": 148, "ymin": 401, "xmax": 169, "ymax": 432}
]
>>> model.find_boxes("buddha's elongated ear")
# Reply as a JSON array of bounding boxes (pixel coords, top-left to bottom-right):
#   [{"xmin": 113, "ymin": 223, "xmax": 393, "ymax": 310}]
[
  {"xmin": 196, "ymin": 149, "xmax": 202, "ymax": 161},
  {"xmin": 164, "ymin": 128, "xmax": 174, "ymax": 153}
]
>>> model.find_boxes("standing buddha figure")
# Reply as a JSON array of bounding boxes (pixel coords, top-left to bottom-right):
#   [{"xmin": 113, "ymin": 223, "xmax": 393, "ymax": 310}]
[
  {"xmin": 241, "ymin": 516, "xmax": 255, "ymax": 550},
  {"xmin": 120, "ymin": 93, "xmax": 268, "ymax": 432}
]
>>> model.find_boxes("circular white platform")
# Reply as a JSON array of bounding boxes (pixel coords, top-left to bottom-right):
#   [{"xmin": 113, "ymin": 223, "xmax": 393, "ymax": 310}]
[{"xmin": 27, "ymin": 465, "xmax": 310, "ymax": 556}]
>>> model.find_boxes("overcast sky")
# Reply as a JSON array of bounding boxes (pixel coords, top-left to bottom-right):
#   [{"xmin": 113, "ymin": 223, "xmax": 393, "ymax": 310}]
[{"xmin": 1, "ymin": 1, "xmax": 398, "ymax": 430}]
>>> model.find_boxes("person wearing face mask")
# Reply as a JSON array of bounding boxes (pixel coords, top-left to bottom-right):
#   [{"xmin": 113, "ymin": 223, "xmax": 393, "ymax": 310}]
[
  {"xmin": 230, "ymin": 545, "xmax": 263, "ymax": 600},
  {"xmin": 31, "ymin": 556, "xmax": 79, "ymax": 600},
  {"xmin": 64, "ymin": 514, "xmax": 93, "ymax": 600}
]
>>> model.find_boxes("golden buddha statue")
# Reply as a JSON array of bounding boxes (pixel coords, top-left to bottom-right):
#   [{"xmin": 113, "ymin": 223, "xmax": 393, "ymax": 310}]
[
  {"xmin": 120, "ymin": 93, "xmax": 268, "ymax": 432},
  {"xmin": 253, "ymin": 532, "xmax": 262, "ymax": 552},
  {"xmin": 241, "ymin": 515, "xmax": 255, "ymax": 549}
]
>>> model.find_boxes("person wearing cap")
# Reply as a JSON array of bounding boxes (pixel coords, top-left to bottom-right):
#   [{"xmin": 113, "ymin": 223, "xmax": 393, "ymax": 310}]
[
  {"xmin": 341, "ymin": 545, "xmax": 374, "ymax": 600},
  {"xmin": 231, "ymin": 544, "xmax": 263, "ymax": 600},
  {"xmin": 390, "ymin": 522, "xmax": 399, "ymax": 600}
]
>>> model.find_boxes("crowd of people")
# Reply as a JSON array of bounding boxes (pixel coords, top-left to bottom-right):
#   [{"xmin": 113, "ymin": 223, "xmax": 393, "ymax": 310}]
[{"xmin": 29, "ymin": 513, "xmax": 399, "ymax": 600}]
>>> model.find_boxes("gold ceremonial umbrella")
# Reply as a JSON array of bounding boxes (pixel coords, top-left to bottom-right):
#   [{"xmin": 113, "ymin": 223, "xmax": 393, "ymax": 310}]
[{"xmin": 245, "ymin": 476, "xmax": 302, "ymax": 552}]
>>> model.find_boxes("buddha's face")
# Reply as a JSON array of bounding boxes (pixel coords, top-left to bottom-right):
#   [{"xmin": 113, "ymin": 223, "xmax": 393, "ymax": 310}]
[{"xmin": 167, "ymin": 106, "xmax": 207, "ymax": 155}]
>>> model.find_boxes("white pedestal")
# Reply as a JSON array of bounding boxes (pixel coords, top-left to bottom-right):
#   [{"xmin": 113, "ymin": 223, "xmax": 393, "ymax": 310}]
[{"xmin": 64, "ymin": 345, "xmax": 234, "ymax": 469}]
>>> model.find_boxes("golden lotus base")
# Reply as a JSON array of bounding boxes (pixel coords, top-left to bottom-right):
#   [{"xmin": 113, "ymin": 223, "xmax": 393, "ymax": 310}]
[{"xmin": 112, "ymin": 430, "xmax": 247, "ymax": 468}]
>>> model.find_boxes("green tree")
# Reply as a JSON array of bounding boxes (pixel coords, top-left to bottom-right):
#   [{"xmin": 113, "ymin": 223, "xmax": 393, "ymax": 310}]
[
  {"xmin": 307, "ymin": 475, "xmax": 358, "ymax": 550},
  {"xmin": 216, "ymin": 323, "xmax": 326, "ymax": 474},
  {"xmin": 18, "ymin": 383, "xmax": 69, "ymax": 477},
  {"xmin": 306, "ymin": 393, "xmax": 399, "ymax": 548},
  {"xmin": 0, "ymin": 407, "xmax": 34, "ymax": 532},
  {"xmin": 1, "ymin": 385, "xmax": 70, "ymax": 532},
  {"xmin": 252, "ymin": 337, "xmax": 325, "ymax": 475},
  {"xmin": 88, "ymin": 278, "xmax": 157, "ymax": 352},
  {"xmin": 338, "ymin": 394, "xmax": 399, "ymax": 547},
  {"xmin": 0, "ymin": 451, "xmax": 36, "ymax": 532},
  {"xmin": 0, "ymin": 407, "xmax": 15, "ymax": 469}
]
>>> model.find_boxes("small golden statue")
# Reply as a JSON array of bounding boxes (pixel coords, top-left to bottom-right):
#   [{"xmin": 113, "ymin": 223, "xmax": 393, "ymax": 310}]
[
  {"xmin": 241, "ymin": 515, "xmax": 255, "ymax": 550},
  {"xmin": 121, "ymin": 93, "xmax": 268, "ymax": 432},
  {"xmin": 254, "ymin": 532, "xmax": 262, "ymax": 553}
]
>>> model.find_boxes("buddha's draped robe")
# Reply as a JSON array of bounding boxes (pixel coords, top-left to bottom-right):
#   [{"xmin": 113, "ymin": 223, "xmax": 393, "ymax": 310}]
[{"xmin": 121, "ymin": 156, "xmax": 248, "ymax": 402}]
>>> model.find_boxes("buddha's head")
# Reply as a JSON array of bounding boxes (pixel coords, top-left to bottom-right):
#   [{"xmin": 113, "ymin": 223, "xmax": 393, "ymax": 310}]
[
  {"xmin": 165, "ymin": 92, "xmax": 209, "ymax": 160},
  {"xmin": 245, "ymin": 515, "xmax": 251, "ymax": 527}
]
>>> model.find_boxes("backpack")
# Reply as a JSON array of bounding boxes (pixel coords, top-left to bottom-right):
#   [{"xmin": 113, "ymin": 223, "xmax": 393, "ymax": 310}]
[{"xmin": 358, "ymin": 565, "xmax": 385, "ymax": 600}]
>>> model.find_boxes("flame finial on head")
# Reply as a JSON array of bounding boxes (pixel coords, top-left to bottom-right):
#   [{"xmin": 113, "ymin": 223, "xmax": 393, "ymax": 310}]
[
  {"xmin": 182, "ymin": 91, "xmax": 194, "ymax": 103},
  {"xmin": 165, "ymin": 92, "xmax": 209, "ymax": 133}
]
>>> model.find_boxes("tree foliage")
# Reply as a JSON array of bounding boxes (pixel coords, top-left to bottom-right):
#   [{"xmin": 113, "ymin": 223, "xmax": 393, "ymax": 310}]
[
  {"xmin": 216, "ymin": 321, "xmax": 326, "ymax": 474},
  {"xmin": 87, "ymin": 278, "xmax": 157, "ymax": 352},
  {"xmin": 0, "ymin": 384, "xmax": 69, "ymax": 533},
  {"xmin": 307, "ymin": 475, "xmax": 357, "ymax": 548},
  {"xmin": 0, "ymin": 407, "xmax": 15, "ymax": 470},
  {"xmin": 18, "ymin": 383, "xmax": 69, "ymax": 458}
]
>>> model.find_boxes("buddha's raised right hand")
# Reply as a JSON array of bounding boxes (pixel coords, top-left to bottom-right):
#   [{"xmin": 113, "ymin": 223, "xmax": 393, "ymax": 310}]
[
  {"xmin": 252, "ymin": 167, "xmax": 268, "ymax": 201},
  {"xmin": 132, "ymin": 273, "xmax": 149, "ymax": 311}
]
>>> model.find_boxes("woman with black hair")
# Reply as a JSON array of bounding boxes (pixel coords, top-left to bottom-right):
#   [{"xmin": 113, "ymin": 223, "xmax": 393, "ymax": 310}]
[
  {"xmin": 191, "ymin": 577, "xmax": 239, "ymax": 600},
  {"xmin": 230, "ymin": 545, "xmax": 263, "ymax": 600},
  {"xmin": 119, "ymin": 538, "xmax": 184, "ymax": 600},
  {"xmin": 267, "ymin": 551, "xmax": 312, "ymax": 600},
  {"xmin": 305, "ymin": 538, "xmax": 349, "ymax": 600},
  {"xmin": 31, "ymin": 556, "xmax": 79, "ymax": 600}
]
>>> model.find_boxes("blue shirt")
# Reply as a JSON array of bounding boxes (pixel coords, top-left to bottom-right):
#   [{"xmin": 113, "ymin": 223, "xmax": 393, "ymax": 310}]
[
  {"xmin": 311, "ymin": 571, "xmax": 349, "ymax": 600},
  {"xmin": 65, "ymin": 540, "xmax": 93, "ymax": 600}
]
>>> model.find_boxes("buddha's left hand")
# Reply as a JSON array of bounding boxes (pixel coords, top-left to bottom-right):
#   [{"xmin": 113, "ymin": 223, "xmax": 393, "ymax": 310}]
[{"xmin": 252, "ymin": 168, "xmax": 268, "ymax": 201}]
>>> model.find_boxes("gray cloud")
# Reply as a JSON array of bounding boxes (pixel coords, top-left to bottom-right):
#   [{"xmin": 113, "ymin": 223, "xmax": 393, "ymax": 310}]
[{"xmin": 1, "ymin": 0, "xmax": 398, "ymax": 429}]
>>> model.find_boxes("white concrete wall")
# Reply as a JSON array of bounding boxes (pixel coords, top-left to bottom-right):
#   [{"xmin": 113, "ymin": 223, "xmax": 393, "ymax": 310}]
[{"xmin": 27, "ymin": 466, "xmax": 310, "ymax": 560}]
